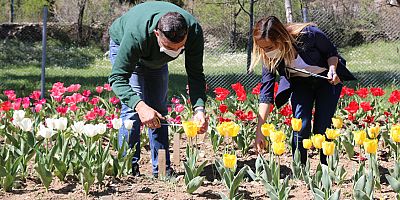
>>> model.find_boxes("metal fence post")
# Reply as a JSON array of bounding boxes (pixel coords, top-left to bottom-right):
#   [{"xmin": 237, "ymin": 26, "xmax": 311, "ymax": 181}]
[
  {"xmin": 10, "ymin": 0, "xmax": 14, "ymax": 23},
  {"xmin": 302, "ymin": 1, "xmax": 308, "ymax": 23},
  {"xmin": 41, "ymin": 6, "xmax": 48, "ymax": 99}
]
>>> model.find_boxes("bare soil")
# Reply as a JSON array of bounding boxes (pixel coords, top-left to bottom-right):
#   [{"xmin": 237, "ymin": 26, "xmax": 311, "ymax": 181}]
[{"xmin": 0, "ymin": 134, "xmax": 396, "ymax": 200}]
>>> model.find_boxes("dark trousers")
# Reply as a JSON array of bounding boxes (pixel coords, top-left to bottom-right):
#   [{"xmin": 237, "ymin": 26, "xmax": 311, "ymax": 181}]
[{"xmin": 290, "ymin": 76, "xmax": 342, "ymax": 164}]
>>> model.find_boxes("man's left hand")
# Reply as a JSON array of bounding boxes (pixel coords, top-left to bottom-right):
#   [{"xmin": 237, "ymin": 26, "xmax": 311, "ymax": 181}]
[{"xmin": 193, "ymin": 110, "xmax": 208, "ymax": 134}]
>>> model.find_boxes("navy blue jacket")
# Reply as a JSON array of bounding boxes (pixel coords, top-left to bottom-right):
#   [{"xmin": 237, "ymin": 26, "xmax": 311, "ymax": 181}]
[{"xmin": 259, "ymin": 26, "xmax": 356, "ymax": 109}]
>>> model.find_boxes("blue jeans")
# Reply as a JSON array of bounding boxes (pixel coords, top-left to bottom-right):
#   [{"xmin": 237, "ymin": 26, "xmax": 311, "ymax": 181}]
[
  {"xmin": 289, "ymin": 75, "xmax": 342, "ymax": 164},
  {"xmin": 109, "ymin": 39, "xmax": 170, "ymax": 175}
]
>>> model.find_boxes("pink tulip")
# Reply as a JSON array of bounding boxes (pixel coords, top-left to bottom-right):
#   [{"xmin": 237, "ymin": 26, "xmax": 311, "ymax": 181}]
[
  {"xmin": 174, "ymin": 104, "xmax": 185, "ymax": 113},
  {"xmin": 96, "ymin": 86, "xmax": 104, "ymax": 94}
]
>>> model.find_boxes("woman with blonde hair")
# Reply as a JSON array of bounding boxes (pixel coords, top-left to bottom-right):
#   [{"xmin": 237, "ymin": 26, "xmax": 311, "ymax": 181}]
[{"xmin": 252, "ymin": 16, "xmax": 355, "ymax": 164}]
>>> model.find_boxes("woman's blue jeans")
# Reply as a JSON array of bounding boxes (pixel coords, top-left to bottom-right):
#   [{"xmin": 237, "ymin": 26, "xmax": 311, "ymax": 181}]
[
  {"xmin": 289, "ymin": 76, "xmax": 343, "ymax": 165},
  {"xmin": 109, "ymin": 39, "xmax": 170, "ymax": 175}
]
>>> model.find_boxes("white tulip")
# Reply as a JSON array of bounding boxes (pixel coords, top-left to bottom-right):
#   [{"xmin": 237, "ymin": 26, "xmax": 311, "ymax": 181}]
[
  {"xmin": 19, "ymin": 118, "xmax": 33, "ymax": 132},
  {"xmin": 83, "ymin": 124, "xmax": 97, "ymax": 137},
  {"xmin": 95, "ymin": 123, "xmax": 107, "ymax": 135},
  {"xmin": 54, "ymin": 117, "xmax": 68, "ymax": 131},
  {"xmin": 13, "ymin": 110, "xmax": 25, "ymax": 122},
  {"xmin": 38, "ymin": 124, "xmax": 55, "ymax": 139},
  {"xmin": 71, "ymin": 121, "xmax": 85, "ymax": 135},
  {"xmin": 124, "ymin": 119, "xmax": 134, "ymax": 130},
  {"xmin": 45, "ymin": 118, "xmax": 56, "ymax": 130},
  {"xmin": 112, "ymin": 118, "xmax": 123, "ymax": 130}
]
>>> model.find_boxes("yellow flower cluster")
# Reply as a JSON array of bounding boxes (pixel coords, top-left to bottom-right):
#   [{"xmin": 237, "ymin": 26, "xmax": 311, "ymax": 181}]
[
  {"xmin": 353, "ymin": 130, "xmax": 367, "ymax": 145},
  {"xmin": 390, "ymin": 124, "xmax": 400, "ymax": 143},
  {"xmin": 270, "ymin": 130, "xmax": 286, "ymax": 143},
  {"xmin": 322, "ymin": 141, "xmax": 335, "ymax": 156},
  {"xmin": 261, "ymin": 123, "xmax": 275, "ymax": 137},
  {"xmin": 291, "ymin": 118, "xmax": 302, "ymax": 132},
  {"xmin": 223, "ymin": 154, "xmax": 237, "ymax": 169},
  {"xmin": 325, "ymin": 128, "xmax": 341, "ymax": 140},
  {"xmin": 182, "ymin": 121, "xmax": 199, "ymax": 138},
  {"xmin": 216, "ymin": 121, "xmax": 240, "ymax": 137},
  {"xmin": 367, "ymin": 124, "xmax": 380, "ymax": 139},
  {"xmin": 363, "ymin": 139, "xmax": 378, "ymax": 154},
  {"xmin": 331, "ymin": 117, "xmax": 343, "ymax": 129},
  {"xmin": 311, "ymin": 134, "xmax": 326, "ymax": 149}
]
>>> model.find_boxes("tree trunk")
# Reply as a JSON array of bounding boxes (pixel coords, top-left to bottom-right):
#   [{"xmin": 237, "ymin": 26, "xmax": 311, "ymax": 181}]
[
  {"xmin": 230, "ymin": 6, "xmax": 241, "ymax": 51},
  {"xmin": 285, "ymin": 0, "xmax": 293, "ymax": 23},
  {"xmin": 246, "ymin": 0, "xmax": 254, "ymax": 71},
  {"xmin": 77, "ymin": 0, "xmax": 88, "ymax": 46}
]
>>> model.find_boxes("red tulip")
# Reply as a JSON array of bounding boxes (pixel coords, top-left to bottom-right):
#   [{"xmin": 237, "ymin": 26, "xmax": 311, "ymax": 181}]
[
  {"xmin": 344, "ymin": 101, "xmax": 359, "ymax": 114},
  {"xmin": 388, "ymin": 90, "xmax": 400, "ymax": 104},
  {"xmin": 360, "ymin": 101, "xmax": 373, "ymax": 112},
  {"xmin": 109, "ymin": 96, "xmax": 120, "ymax": 104},
  {"xmin": 356, "ymin": 88, "xmax": 369, "ymax": 98},
  {"xmin": 370, "ymin": 87, "xmax": 385, "ymax": 96},
  {"xmin": 252, "ymin": 83, "xmax": 262, "ymax": 95},
  {"xmin": 214, "ymin": 87, "xmax": 230, "ymax": 101},
  {"xmin": 219, "ymin": 104, "xmax": 228, "ymax": 113}
]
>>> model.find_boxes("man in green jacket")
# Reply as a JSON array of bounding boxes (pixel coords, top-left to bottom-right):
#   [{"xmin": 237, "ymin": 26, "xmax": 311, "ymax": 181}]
[{"xmin": 108, "ymin": 1, "xmax": 208, "ymax": 177}]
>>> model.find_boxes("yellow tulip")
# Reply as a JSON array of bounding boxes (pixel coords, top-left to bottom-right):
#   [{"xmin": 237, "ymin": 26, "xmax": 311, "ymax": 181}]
[
  {"xmin": 216, "ymin": 122, "xmax": 240, "ymax": 137},
  {"xmin": 261, "ymin": 123, "xmax": 275, "ymax": 137},
  {"xmin": 353, "ymin": 130, "xmax": 367, "ymax": 146},
  {"xmin": 303, "ymin": 139, "xmax": 313, "ymax": 149},
  {"xmin": 390, "ymin": 125, "xmax": 400, "ymax": 143},
  {"xmin": 270, "ymin": 130, "xmax": 286, "ymax": 143},
  {"xmin": 368, "ymin": 124, "xmax": 380, "ymax": 139},
  {"xmin": 311, "ymin": 134, "xmax": 325, "ymax": 149},
  {"xmin": 322, "ymin": 141, "xmax": 335, "ymax": 156},
  {"xmin": 272, "ymin": 142, "xmax": 285, "ymax": 156},
  {"xmin": 363, "ymin": 139, "xmax": 378, "ymax": 154},
  {"xmin": 325, "ymin": 128, "xmax": 341, "ymax": 140},
  {"xmin": 182, "ymin": 121, "xmax": 199, "ymax": 138},
  {"xmin": 331, "ymin": 117, "xmax": 343, "ymax": 129},
  {"xmin": 291, "ymin": 118, "xmax": 302, "ymax": 132},
  {"xmin": 223, "ymin": 154, "xmax": 237, "ymax": 169}
]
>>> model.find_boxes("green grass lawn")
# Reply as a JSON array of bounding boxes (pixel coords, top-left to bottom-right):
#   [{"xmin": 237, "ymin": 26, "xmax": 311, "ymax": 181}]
[{"xmin": 0, "ymin": 39, "xmax": 399, "ymax": 99}]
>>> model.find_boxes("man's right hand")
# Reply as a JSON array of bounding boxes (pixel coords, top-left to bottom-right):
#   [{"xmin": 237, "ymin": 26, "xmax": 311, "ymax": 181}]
[{"xmin": 135, "ymin": 101, "xmax": 164, "ymax": 129}]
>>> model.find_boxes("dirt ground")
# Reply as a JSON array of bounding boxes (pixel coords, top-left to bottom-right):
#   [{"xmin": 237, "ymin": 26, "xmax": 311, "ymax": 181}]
[{"xmin": 0, "ymin": 134, "xmax": 396, "ymax": 200}]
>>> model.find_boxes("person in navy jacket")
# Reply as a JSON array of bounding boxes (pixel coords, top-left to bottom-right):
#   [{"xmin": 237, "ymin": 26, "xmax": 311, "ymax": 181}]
[{"xmin": 251, "ymin": 16, "xmax": 356, "ymax": 164}]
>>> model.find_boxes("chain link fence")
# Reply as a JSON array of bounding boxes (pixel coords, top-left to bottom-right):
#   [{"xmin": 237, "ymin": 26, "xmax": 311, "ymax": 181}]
[{"xmin": 1, "ymin": 1, "xmax": 399, "ymax": 98}]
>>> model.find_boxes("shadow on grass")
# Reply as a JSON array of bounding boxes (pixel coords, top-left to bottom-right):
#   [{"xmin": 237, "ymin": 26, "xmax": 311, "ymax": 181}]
[
  {"xmin": 0, "ymin": 39, "xmax": 100, "ymax": 69},
  {"xmin": 1, "ymin": 66, "xmax": 399, "ymax": 99}
]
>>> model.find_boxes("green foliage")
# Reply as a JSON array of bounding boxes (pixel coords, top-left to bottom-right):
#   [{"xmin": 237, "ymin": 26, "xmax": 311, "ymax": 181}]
[{"xmin": 183, "ymin": 144, "xmax": 207, "ymax": 194}]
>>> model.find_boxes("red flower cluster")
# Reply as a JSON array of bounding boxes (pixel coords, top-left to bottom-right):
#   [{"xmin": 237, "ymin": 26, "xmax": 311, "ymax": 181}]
[
  {"xmin": 279, "ymin": 104, "xmax": 292, "ymax": 117},
  {"xmin": 231, "ymin": 82, "xmax": 247, "ymax": 101},
  {"xmin": 340, "ymin": 86, "xmax": 355, "ymax": 98},
  {"xmin": 389, "ymin": 90, "xmax": 400, "ymax": 104},
  {"xmin": 370, "ymin": 87, "xmax": 385, "ymax": 96},
  {"xmin": 219, "ymin": 104, "xmax": 228, "ymax": 113},
  {"xmin": 360, "ymin": 101, "xmax": 373, "ymax": 112},
  {"xmin": 344, "ymin": 101, "xmax": 359, "ymax": 114},
  {"xmin": 251, "ymin": 83, "xmax": 262, "ymax": 95},
  {"xmin": 214, "ymin": 87, "xmax": 230, "ymax": 101},
  {"xmin": 234, "ymin": 110, "xmax": 256, "ymax": 121},
  {"xmin": 355, "ymin": 88, "xmax": 369, "ymax": 98}
]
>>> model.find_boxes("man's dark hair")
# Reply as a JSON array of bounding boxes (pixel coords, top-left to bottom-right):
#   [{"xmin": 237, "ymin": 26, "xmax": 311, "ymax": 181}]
[{"xmin": 157, "ymin": 12, "xmax": 188, "ymax": 43}]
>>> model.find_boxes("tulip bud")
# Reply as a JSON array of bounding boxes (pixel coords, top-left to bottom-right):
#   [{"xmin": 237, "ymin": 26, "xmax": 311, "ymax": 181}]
[
  {"xmin": 261, "ymin": 123, "xmax": 275, "ymax": 137},
  {"xmin": 223, "ymin": 154, "xmax": 237, "ymax": 169},
  {"xmin": 303, "ymin": 139, "xmax": 313, "ymax": 149},
  {"xmin": 291, "ymin": 118, "xmax": 302, "ymax": 132},
  {"xmin": 322, "ymin": 141, "xmax": 335, "ymax": 156},
  {"xmin": 272, "ymin": 142, "xmax": 285, "ymax": 156}
]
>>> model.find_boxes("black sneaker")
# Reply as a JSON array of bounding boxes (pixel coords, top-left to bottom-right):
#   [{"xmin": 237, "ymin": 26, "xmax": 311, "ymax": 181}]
[{"xmin": 132, "ymin": 163, "xmax": 140, "ymax": 177}]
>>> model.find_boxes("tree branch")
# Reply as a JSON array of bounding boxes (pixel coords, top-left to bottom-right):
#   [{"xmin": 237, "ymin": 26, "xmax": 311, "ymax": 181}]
[{"xmin": 237, "ymin": 0, "xmax": 250, "ymax": 16}]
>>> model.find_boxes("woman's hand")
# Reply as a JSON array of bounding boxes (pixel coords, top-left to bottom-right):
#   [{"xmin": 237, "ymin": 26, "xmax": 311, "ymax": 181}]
[
  {"xmin": 193, "ymin": 110, "xmax": 208, "ymax": 134},
  {"xmin": 327, "ymin": 66, "xmax": 341, "ymax": 85},
  {"xmin": 255, "ymin": 131, "xmax": 266, "ymax": 154}
]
